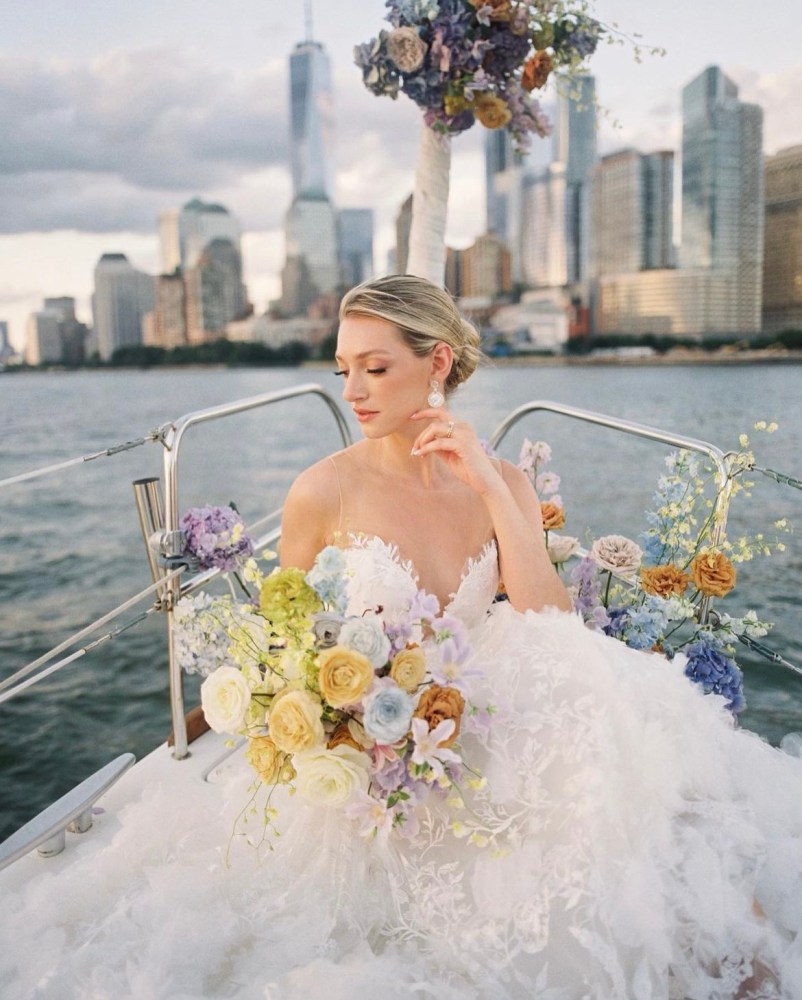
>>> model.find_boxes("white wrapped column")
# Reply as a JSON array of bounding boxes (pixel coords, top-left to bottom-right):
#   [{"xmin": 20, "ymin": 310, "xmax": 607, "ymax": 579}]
[{"xmin": 406, "ymin": 124, "xmax": 451, "ymax": 286}]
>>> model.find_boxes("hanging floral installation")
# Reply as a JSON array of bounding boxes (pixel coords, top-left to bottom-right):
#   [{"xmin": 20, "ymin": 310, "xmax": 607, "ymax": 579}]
[{"xmin": 354, "ymin": 1, "xmax": 650, "ymax": 282}]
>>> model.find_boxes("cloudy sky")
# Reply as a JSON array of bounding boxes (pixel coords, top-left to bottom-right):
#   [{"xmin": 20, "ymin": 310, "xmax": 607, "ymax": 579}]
[{"xmin": 3, "ymin": 0, "xmax": 802, "ymax": 350}]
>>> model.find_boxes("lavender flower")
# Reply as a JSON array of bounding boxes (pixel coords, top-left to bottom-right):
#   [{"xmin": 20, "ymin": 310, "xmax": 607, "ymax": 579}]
[
  {"xmin": 569, "ymin": 556, "xmax": 610, "ymax": 631},
  {"xmin": 180, "ymin": 505, "xmax": 254, "ymax": 572}
]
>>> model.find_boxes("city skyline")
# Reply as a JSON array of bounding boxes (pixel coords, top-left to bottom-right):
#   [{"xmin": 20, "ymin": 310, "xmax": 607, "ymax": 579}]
[{"xmin": 3, "ymin": 0, "xmax": 802, "ymax": 350}]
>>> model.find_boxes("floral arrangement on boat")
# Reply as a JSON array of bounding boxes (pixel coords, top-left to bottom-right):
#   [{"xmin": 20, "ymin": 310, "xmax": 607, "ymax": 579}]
[
  {"xmin": 353, "ymin": 2, "xmax": 662, "ymax": 289},
  {"xmin": 355, "ymin": 0, "xmax": 603, "ymax": 150},
  {"xmin": 517, "ymin": 426, "xmax": 791, "ymax": 715},
  {"xmin": 174, "ymin": 522, "xmax": 491, "ymax": 846}
]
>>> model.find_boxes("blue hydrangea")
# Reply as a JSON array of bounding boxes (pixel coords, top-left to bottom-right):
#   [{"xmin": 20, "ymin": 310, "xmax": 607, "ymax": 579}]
[
  {"xmin": 306, "ymin": 546, "xmax": 349, "ymax": 613},
  {"xmin": 683, "ymin": 639, "xmax": 746, "ymax": 715},
  {"xmin": 603, "ymin": 596, "xmax": 671, "ymax": 651}
]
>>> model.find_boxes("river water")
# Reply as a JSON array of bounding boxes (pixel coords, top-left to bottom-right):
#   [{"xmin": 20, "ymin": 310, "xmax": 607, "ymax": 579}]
[{"xmin": 1, "ymin": 362, "xmax": 801, "ymax": 841}]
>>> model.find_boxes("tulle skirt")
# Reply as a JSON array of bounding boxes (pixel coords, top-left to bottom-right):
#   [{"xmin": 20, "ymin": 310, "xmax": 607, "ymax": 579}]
[{"xmin": 3, "ymin": 606, "xmax": 802, "ymax": 999}]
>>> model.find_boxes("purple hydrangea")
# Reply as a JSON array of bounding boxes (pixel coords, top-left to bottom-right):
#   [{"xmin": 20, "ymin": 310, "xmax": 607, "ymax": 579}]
[
  {"xmin": 179, "ymin": 505, "xmax": 254, "ymax": 572},
  {"xmin": 683, "ymin": 638, "xmax": 746, "ymax": 715}
]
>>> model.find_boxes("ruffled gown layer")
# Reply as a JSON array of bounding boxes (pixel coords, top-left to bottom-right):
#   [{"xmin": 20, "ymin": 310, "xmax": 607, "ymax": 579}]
[{"xmin": 2, "ymin": 536, "xmax": 802, "ymax": 999}]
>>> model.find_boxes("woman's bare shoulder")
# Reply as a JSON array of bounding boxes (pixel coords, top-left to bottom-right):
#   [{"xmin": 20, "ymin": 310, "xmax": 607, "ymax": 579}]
[{"xmin": 284, "ymin": 443, "xmax": 365, "ymax": 517}]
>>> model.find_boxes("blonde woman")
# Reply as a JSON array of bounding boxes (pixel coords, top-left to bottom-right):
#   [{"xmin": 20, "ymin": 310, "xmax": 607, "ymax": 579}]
[{"xmin": 276, "ymin": 274, "xmax": 797, "ymax": 999}]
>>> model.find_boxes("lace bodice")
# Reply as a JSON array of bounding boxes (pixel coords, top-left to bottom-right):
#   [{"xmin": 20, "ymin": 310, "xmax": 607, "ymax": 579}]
[{"xmin": 340, "ymin": 533, "xmax": 499, "ymax": 628}]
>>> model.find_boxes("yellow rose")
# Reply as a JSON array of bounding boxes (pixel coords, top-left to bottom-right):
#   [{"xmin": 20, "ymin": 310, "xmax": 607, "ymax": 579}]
[
  {"xmin": 390, "ymin": 646, "xmax": 427, "ymax": 693},
  {"xmin": 691, "ymin": 550, "xmax": 737, "ymax": 598},
  {"xmin": 414, "ymin": 685, "xmax": 466, "ymax": 748},
  {"xmin": 444, "ymin": 93, "xmax": 470, "ymax": 117},
  {"xmin": 268, "ymin": 687, "xmax": 325, "ymax": 753},
  {"xmin": 640, "ymin": 564, "xmax": 691, "ymax": 598},
  {"xmin": 473, "ymin": 93, "xmax": 512, "ymax": 130},
  {"xmin": 540, "ymin": 501, "xmax": 566, "ymax": 531},
  {"xmin": 245, "ymin": 735, "xmax": 295, "ymax": 784},
  {"xmin": 317, "ymin": 645, "xmax": 374, "ymax": 708}
]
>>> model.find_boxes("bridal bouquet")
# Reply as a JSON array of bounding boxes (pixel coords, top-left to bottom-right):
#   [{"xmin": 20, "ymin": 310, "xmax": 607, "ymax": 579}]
[
  {"xmin": 182, "ymin": 545, "xmax": 489, "ymax": 845},
  {"xmin": 355, "ymin": 0, "xmax": 604, "ymax": 150},
  {"xmin": 517, "ymin": 428, "xmax": 791, "ymax": 715}
]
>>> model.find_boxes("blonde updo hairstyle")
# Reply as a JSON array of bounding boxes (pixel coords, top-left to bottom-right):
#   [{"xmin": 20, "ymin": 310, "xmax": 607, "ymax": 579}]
[{"xmin": 339, "ymin": 275, "xmax": 483, "ymax": 395}]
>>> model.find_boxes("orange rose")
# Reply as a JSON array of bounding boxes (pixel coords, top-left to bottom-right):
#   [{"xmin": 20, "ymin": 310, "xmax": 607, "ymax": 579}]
[
  {"xmin": 413, "ymin": 685, "xmax": 465, "ymax": 748},
  {"xmin": 327, "ymin": 722, "xmax": 365, "ymax": 752},
  {"xmin": 522, "ymin": 51, "xmax": 553, "ymax": 91},
  {"xmin": 468, "ymin": 0, "xmax": 512, "ymax": 20},
  {"xmin": 541, "ymin": 501, "xmax": 566, "ymax": 531},
  {"xmin": 691, "ymin": 550, "xmax": 737, "ymax": 598},
  {"xmin": 640, "ymin": 564, "xmax": 691, "ymax": 598}
]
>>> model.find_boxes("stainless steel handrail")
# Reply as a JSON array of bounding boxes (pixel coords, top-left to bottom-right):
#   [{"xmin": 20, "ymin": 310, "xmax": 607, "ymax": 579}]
[
  {"xmin": 158, "ymin": 383, "xmax": 352, "ymax": 759},
  {"xmin": 489, "ymin": 401, "xmax": 735, "ymax": 624},
  {"xmin": 490, "ymin": 400, "xmax": 730, "ymax": 483},
  {"xmin": 0, "ymin": 384, "xmax": 351, "ymax": 733}
]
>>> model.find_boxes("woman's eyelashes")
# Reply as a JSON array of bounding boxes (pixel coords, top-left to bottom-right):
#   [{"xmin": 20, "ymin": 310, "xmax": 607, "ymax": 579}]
[{"xmin": 332, "ymin": 367, "xmax": 387, "ymax": 377}]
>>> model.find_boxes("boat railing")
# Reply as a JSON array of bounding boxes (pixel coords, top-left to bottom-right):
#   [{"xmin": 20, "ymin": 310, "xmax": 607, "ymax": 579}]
[
  {"xmin": 490, "ymin": 400, "xmax": 802, "ymax": 677},
  {"xmin": 0, "ymin": 384, "xmax": 352, "ymax": 725},
  {"xmin": 153, "ymin": 385, "xmax": 352, "ymax": 758},
  {"xmin": 2, "ymin": 389, "xmax": 801, "ymax": 867}
]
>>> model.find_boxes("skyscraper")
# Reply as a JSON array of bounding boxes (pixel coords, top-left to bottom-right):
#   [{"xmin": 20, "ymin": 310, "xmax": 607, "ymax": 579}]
[
  {"xmin": 281, "ymin": 194, "xmax": 340, "ymax": 314},
  {"xmin": 763, "ymin": 145, "xmax": 802, "ymax": 334},
  {"xmin": 496, "ymin": 79, "xmax": 596, "ymax": 292},
  {"xmin": 554, "ymin": 75, "xmax": 597, "ymax": 286},
  {"xmin": 289, "ymin": 39, "xmax": 335, "ymax": 199},
  {"xmin": 339, "ymin": 209, "xmax": 374, "ymax": 288},
  {"xmin": 591, "ymin": 149, "xmax": 673, "ymax": 278},
  {"xmin": 680, "ymin": 66, "xmax": 763, "ymax": 332},
  {"xmin": 92, "ymin": 254, "xmax": 155, "ymax": 360},
  {"xmin": 186, "ymin": 238, "xmax": 249, "ymax": 341},
  {"xmin": 281, "ymin": 17, "xmax": 340, "ymax": 315},
  {"xmin": 159, "ymin": 199, "xmax": 243, "ymax": 272}
]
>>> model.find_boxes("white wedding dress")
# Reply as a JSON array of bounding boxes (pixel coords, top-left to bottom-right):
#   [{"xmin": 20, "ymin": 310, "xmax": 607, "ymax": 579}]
[{"xmin": 3, "ymin": 536, "xmax": 802, "ymax": 999}]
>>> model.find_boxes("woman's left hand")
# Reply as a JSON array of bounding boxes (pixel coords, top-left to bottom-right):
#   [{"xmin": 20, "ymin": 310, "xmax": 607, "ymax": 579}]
[{"xmin": 410, "ymin": 408, "xmax": 502, "ymax": 496}]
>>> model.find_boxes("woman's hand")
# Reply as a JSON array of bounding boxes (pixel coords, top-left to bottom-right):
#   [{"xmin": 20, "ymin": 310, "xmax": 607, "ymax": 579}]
[{"xmin": 410, "ymin": 407, "xmax": 502, "ymax": 497}]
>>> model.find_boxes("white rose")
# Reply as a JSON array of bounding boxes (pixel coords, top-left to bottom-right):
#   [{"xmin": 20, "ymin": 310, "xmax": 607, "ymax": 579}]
[
  {"xmin": 589, "ymin": 534, "xmax": 644, "ymax": 577},
  {"xmin": 547, "ymin": 534, "xmax": 580, "ymax": 566},
  {"xmin": 201, "ymin": 666, "xmax": 252, "ymax": 734},
  {"xmin": 338, "ymin": 617, "xmax": 391, "ymax": 669},
  {"xmin": 293, "ymin": 745, "xmax": 370, "ymax": 806}
]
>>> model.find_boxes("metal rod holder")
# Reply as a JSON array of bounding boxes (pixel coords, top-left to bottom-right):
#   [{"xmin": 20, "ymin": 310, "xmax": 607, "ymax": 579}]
[{"xmin": 132, "ymin": 477, "xmax": 169, "ymax": 605}]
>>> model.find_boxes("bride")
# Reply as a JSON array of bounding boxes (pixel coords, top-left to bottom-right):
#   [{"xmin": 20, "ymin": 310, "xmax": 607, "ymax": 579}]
[
  {"xmin": 2, "ymin": 275, "xmax": 802, "ymax": 1000},
  {"xmin": 278, "ymin": 274, "xmax": 802, "ymax": 998}
]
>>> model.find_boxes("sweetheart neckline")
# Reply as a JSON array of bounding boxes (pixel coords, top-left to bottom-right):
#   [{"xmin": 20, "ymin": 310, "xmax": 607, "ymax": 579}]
[{"xmin": 342, "ymin": 532, "xmax": 498, "ymax": 612}]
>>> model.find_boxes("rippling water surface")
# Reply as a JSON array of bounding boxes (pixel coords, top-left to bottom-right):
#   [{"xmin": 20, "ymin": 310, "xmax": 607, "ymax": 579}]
[{"xmin": 1, "ymin": 363, "xmax": 801, "ymax": 841}]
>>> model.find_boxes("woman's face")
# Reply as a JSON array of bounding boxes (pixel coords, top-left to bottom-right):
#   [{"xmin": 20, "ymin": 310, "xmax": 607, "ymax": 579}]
[{"xmin": 335, "ymin": 314, "xmax": 432, "ymax": 439}]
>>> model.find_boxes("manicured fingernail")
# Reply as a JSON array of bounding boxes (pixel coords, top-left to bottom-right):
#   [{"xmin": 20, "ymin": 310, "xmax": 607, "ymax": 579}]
[{"xmin": 411, "ymin": 448, "xmax": 420, "ymax": 456}]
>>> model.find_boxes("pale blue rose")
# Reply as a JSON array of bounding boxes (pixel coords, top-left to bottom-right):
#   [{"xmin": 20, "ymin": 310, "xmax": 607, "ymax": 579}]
[
  {"xmin": 363, "ymin": 684, "xmax": 415, "ymax": 745},
  {"xmin": 339, "ymin": 617, "xmax": 391, "ymax": 668}
]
